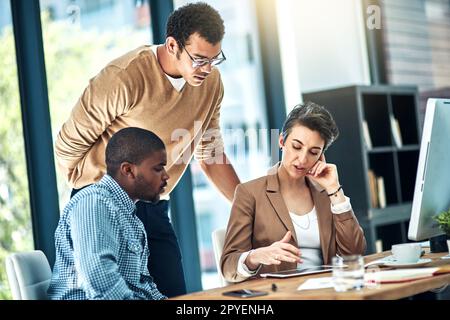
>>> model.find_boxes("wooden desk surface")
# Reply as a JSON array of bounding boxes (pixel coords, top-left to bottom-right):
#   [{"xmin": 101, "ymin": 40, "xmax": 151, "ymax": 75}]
[{"xmin": 173, "ymin": 251, "xmax": 450, "ymax": 300}]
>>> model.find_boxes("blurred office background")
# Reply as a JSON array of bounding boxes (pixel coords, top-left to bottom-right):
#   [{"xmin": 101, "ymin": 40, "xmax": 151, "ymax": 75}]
[{"xmin": 1, "ymin": 0, "xmax": 450, "ymax": 298}]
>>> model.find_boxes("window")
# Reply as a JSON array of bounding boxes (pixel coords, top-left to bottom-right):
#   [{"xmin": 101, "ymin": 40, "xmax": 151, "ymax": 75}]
[
  {"xmin": 40, "ymin": 0, "xmax": 153, "ymax": 208},
  {"xmin": 0, "ymin": 1, "xmax": 34, "ymax": 300},
  {"xmin": 380, "ymin": 0, "xmax": 450, "ymax": 123},
  {"xmin": 174, "ymin": 0, "xmax": 270, "ymax": 289}
]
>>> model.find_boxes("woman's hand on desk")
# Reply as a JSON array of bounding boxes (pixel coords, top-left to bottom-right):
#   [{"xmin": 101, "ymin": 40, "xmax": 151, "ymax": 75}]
[{"xmin": 244, "ymin": 231, "xmax": 302, "ymax": 270}]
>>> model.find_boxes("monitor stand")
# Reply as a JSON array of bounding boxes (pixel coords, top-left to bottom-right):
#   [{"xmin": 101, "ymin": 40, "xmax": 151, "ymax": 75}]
[{"xmin": 429, "ymin": 234, "xmax": 449, "ymax": 253}]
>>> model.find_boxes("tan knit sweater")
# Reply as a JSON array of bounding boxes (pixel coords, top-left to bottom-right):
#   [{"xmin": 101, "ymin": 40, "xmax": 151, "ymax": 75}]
[{"xmin": 55, "ymin": 45, "xmax": 224, "ymax": 195}]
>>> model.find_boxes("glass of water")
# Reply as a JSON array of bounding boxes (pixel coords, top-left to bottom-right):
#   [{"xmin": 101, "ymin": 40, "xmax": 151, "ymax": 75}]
[{"xmin": 332, "ymin": 254, "xmax": 365, "ymax": 292}]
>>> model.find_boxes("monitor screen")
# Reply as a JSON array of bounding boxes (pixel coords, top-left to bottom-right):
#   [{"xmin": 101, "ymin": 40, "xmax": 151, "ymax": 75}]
[{"xmin": 408, "ymin": 98, "xmax": 450, "ymax": 241}]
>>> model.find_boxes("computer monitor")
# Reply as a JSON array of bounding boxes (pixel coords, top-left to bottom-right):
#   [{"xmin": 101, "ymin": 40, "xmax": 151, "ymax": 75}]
[{"xmin": 408, "ymin": 98, "xmax": 450, "ymax": 241}]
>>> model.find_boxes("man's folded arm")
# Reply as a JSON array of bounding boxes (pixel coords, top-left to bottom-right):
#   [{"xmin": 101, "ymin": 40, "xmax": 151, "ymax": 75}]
[{"xmin": 55, "ymin": 66, "xmax": 133, "ymax": 182}]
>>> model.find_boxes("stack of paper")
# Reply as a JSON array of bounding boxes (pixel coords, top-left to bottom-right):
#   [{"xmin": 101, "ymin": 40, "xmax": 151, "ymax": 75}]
[
  {"xmin": 377, "ymin": 176, "xmax": 386, "ymax": 208},
  {"xmin": 365, "ymin": 265, "xmax": 450, "ymax": 284},
  {"xmin": 365, "ymin": 268, "xmax": 438, "ymax": 283},
  {"xmin": 368, "ymin": 170, "xmax": 378, "ymax": 208},
  {"xmin": 362, "ymin": 120, "xmax": 372, "ymax": 149},
  {"xmin": 297, "ymin": 277, "xmax": 334, "ymax": 291},
  {"xmin": 390, "ymin": 115, "xmax": 403, "ymax": 147},
  {"xmin": 367, "ymin": 171, "xmax": 386, "ymax": 208}
]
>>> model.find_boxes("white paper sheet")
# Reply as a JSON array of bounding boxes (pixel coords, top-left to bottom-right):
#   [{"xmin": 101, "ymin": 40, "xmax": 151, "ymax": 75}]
[{"xmin": 297, "ymin": 277, "xmax": 334, "ymax": 290}]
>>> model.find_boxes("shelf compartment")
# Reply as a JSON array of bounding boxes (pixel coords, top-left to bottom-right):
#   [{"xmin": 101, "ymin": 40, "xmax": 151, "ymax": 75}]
[
  {"xmin": 362, "ymin": 94, "xmax": 393, "ymax": 147},
  {"xmin": 397, "ymin": 150, "xmax": 420, "ymax": 202},
  {"xmin": 391, "ymin": 94, "xmax": 419, "ymax": 145},
  {"xmin": 376, "ymin": 223, "xmax": 404, "ymax": 251},
  {"xmin": 368, "ymin": 152, "xmax": 399, "ymax": 206}
]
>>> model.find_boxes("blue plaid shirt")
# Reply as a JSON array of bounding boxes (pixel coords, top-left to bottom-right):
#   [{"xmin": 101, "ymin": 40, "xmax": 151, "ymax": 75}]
[{"xmin": 48, "ymin": 175, "xmax": 166, "ymax": 300}]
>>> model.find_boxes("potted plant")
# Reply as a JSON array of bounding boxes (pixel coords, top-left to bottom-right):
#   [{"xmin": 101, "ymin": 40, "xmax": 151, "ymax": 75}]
[{"xmin": 434, "ymin": 208, "xmax": 450, "ymax": 253}]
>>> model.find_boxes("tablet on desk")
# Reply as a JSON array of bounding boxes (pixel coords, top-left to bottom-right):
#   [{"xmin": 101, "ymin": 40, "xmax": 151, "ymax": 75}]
[{"xmin": 260, "ymin": 266, "xmax": 333, "ymax": 278}]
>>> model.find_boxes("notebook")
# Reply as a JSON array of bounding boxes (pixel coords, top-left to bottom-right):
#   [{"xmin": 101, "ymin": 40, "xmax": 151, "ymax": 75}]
[{"xmin": 365, "ymin": 265, "xmax": 450, "ymax": 283}]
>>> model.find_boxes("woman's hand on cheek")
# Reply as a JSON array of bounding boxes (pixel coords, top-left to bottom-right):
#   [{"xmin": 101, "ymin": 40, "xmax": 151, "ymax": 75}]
[{"xmin": 306, "ymin": 157, "xmax": 340, "ymax": 192}]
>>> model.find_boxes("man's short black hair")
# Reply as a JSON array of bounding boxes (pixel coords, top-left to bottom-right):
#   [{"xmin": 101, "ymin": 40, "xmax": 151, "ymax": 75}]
[
  {"xmin": 105, "ymin": 127, "xmax": 165, "ymax": 177},
  {"xmin": 166, "ymin": 2, "xmax": 225, "ymax": 49}
]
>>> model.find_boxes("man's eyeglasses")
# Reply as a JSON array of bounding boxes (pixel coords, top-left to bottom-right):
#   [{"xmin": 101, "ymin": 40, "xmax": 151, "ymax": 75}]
[{"xmin": 182, "ymin": 46, "xmax": 226, "ymax": 68}]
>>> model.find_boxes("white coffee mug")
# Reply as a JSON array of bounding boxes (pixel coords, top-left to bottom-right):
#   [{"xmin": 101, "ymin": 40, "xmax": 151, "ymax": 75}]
[{"xmin": 391, "ymin": 243, "xmax": 421, "ymax": 263}]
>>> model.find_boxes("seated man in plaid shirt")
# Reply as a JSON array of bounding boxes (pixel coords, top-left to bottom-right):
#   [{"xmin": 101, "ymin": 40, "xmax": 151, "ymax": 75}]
[{"xmin": 48, "ymin": 128, "xmax": 169, "ymax": 300}]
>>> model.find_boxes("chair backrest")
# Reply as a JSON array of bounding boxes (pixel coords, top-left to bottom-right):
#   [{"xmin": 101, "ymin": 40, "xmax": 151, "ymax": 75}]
[
  {"xmin": 5, "ymin": 250, "xmax": 52, "ymax": 300},
  {"xmin": 211, "ymin": 227, "xmax": 231, "ymax": 287}
]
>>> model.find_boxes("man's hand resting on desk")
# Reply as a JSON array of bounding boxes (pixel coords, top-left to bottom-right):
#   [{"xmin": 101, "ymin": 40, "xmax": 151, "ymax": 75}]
[{"xmin": 244, "ymin": 231, "xmax": 302, "ymax": 270}]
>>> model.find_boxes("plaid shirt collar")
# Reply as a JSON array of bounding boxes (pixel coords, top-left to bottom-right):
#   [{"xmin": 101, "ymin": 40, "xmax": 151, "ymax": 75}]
[{"xmin": 98, "ymin": 174, "xmax": 136, "ymax": 215}]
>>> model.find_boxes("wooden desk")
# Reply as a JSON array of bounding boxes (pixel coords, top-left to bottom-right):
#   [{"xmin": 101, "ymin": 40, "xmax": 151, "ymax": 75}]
[{"xmin": 173, "ymin": 251, "xmax": 450, "ymax": 300}]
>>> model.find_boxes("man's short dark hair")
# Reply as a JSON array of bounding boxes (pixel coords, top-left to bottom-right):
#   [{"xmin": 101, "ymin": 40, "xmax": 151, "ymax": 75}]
[
  {"xmin": 166, "ymin": 2, "xmax": 225, "ymax": 49},
  {"xmin": 105, "ymin": 127, "xmax": 165, "ymax": 176}
]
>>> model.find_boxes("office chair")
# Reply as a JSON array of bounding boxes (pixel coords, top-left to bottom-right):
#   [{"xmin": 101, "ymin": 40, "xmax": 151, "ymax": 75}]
[
  {"xmin": 211, "ymin": 227, "xmax": 231, "ymax": 287},
  {"xmin": 5, "ymin": 250, "xmax": 52, "ymax": 300}
]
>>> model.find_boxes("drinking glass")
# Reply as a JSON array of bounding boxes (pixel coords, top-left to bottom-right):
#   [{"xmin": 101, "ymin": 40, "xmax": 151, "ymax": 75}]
[{"xmin": 332, "ymin": 254, "xmax": 365, "ymax": 292}]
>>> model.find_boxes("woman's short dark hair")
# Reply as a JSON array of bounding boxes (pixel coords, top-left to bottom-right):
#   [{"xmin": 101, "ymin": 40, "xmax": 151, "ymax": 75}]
[
  {"xmin": 166, "ymin": 2, "xmax": 225, "ymax": 49},
  {"xmin": 281, "ymin": 101, "xmax": 339, "ymax": 151},
  {"xmin": 105, "ymin": 127, "xmax": 165, "ymax": 177}
]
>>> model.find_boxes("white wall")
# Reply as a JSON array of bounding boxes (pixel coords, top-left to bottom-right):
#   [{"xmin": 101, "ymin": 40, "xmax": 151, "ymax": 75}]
[{"xmin": 277, "ymin": 0, "xmax": 371, "ymax": 112}]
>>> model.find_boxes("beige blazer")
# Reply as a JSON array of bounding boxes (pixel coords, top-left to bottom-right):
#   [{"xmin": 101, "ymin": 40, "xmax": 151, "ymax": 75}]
[{"xmin": 220, "ymin": 169, "xmax": 367, "ymax": 283}]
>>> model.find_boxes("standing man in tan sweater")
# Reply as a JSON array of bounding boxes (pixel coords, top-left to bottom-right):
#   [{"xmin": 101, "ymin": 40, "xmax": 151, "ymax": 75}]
[{"xmin": 54, "ymin": 3, "xmax": 240, "ymax": 298}]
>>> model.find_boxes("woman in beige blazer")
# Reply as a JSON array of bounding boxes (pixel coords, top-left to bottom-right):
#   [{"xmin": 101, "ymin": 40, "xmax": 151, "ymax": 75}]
[{"xmin": 221, "ymin": 102, "xmax": 366, "ymax": 283}]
